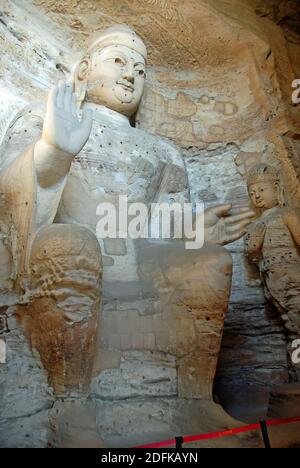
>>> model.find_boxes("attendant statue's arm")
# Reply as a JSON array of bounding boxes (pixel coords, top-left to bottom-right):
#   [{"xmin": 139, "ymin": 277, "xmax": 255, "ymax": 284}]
[{"xmin": 34, "ymin": 82, "xmax": 92, "ymax": 188}]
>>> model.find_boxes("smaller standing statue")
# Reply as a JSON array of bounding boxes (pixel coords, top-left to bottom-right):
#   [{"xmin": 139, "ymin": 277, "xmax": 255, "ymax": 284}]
[{"xmin": 245, "ymin": 163, "xmax": 300, "ymax": 337}]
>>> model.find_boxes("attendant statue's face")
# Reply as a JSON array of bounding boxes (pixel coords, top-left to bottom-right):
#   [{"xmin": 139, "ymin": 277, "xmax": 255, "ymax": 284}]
[
  {"xmin": 85, "ymin": 44, "xmax": 146, "ymax": 116},
  {"xmin": 249, "ymin": 182, "xmax": 279, "ymax": 209}
]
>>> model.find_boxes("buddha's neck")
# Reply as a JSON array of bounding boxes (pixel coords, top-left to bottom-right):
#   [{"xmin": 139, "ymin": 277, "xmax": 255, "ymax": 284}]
[{"xmin": 83, "ymin": 102, "xmax": 131, "ymax": 129}]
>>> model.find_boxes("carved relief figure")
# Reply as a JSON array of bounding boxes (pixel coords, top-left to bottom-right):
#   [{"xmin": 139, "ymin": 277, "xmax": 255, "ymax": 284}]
[
  {"xmin": 0, "ymin": 25, "xmax": 255, "ymax": 397},
  {"xmin": 245, "ymin": 163, "xmax": 300, "ymax": 336}
]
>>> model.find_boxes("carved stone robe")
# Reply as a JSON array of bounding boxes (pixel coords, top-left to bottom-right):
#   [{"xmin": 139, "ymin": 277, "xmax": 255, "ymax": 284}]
[{"xmin": 0, "ymin": 103, "xmax": 232, "ymax": 407}]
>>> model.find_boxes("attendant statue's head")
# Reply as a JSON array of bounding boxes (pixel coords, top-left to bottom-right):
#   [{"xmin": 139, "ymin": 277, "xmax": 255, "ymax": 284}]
[
  {"xmin": 247, "ymin": 163, "xmax": 285, "ymax": 210},
  {"xmin": 73, "ymin": 25, "xmax": 147, "ymax": 117}
]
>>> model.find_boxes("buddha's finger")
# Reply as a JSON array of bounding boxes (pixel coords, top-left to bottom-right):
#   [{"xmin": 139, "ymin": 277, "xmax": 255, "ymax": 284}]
[
  {"xmin": 64, "ymin": 83, "xmax": 73, "ymax": 112},
  {"xmin": 226, "ymin": 229, "xmax": 247, "ymax": 244},
  {"xmin": 47, "ymin": 85, "xmax": 59, "ymax": 111},
  {"xmin": 56, "ymin": 81, "xmax": 66, "ymax": 109},
  {"xmin": 227, "ymin": 219, "xmax": 253, "ymax": 234},
  {"xmin": 71, "ymin": 93, "xmax": 77, "ymax": 117},
  {"xmin": 225, "ymin": 211, "xmax": 256, "ymax": 225},
  {"xmin": 208, "ymin": 204, "xmax": 232, "ymax": 217}
]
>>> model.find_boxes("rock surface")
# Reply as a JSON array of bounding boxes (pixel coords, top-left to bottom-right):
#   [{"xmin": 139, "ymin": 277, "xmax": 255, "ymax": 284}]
[{"xmin": 268, "ymin": 383, "xmax": 300, "ymax": 418}]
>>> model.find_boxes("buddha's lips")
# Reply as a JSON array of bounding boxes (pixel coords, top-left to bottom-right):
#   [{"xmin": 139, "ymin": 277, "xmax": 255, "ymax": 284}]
[{"xmin": 117, "ymin": 81, "xmax": 134, "ymax": 92}]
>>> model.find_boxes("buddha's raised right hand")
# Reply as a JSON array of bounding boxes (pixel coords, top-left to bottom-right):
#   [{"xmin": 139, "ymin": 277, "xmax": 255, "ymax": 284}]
[
  {"xmin": 34, "ymin": 82, "xmax": 93, "ymax": 188},
  {"xmin": 42, "ymin": 81, "xmax": 92, "ymax": 156}
]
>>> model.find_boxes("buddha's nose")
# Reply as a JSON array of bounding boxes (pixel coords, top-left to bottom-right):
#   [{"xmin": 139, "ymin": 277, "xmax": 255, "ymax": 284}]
[{"xmin": 123, "ymin": 63, "xmax": 135, "ymax": 84}]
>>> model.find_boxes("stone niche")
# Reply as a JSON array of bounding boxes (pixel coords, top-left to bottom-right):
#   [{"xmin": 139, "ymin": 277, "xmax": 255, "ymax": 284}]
[{"xmin": 0, "ymin": 0, "xmax": 300, "ymax": 448}]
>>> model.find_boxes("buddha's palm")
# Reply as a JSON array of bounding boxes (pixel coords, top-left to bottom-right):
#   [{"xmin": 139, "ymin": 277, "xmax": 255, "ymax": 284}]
[
  {"xmin": 204, "ymin": 204, "xmax": 256, "ymax": 245},
  {"xmin": 42, "ymin": 82, "xmax": 92, "ymax": 156}
]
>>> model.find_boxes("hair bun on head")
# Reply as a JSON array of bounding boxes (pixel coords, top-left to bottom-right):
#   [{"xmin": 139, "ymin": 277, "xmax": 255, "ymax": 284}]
[
  {"xmin": 88, "ymin": 25, "xmax": 147, "ymax": 62},
  {"xmin": 247, "ymin": 163, "xmax": 279, "ymax": 187}
]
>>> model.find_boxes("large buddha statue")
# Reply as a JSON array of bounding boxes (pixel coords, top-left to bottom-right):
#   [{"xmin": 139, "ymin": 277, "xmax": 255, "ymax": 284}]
[{"xmin": 0, "ymin": 25, "xmax": 255, "ymax": 440}]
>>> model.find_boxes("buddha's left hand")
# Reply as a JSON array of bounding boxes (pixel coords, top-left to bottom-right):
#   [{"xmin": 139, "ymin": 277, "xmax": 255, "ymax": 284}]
[{"xmin": 204, "ymin": 204, "xmax": 256, "ymax": 245}]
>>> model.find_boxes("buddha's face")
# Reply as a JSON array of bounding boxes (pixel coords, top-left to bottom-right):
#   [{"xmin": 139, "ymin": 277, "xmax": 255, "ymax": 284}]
[
  {"xmin": 249, "ymin": 182, "xmax": 279, "ymax": 209},
  {"xmin": 79, "ymin": 44, "xmax": 146, "ymax": 116}
]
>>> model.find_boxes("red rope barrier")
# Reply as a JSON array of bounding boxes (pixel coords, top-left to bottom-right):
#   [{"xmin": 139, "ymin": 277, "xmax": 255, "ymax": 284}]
[
  {"xmin": 266, "ymin": 416, "xmax": 300, "ymax": 427},
  {"xmin": 183, "ymin": 423, "xmax": 260, "ymax": 444},
  {"xmin": 134, "ymin": 416, "xmax": 300, "ymax": 448}
]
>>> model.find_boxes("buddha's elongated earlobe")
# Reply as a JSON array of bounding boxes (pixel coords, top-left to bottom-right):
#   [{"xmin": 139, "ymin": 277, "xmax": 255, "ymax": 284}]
[
  {"xmin": 77, "ymin": 58, "xmax": 90, "ymax": 81},
  {"xmin": 73, "ymin": 57, "xmax": 91, "ymax": 108},
  {"xmin": 76, "ymin": 81, "xmax": 88, "ymax": 108}
]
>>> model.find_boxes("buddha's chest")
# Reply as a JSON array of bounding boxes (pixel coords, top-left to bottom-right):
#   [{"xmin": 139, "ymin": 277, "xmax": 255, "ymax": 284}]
[{"xmin": 55, "ymin": 123, "xmax": 167, "ymax": 229}]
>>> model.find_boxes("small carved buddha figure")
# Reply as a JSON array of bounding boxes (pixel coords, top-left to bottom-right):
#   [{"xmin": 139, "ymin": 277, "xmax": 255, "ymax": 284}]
[{"xmin": 245, "ymin": 164, "xmax": 300, "ymax": 336}]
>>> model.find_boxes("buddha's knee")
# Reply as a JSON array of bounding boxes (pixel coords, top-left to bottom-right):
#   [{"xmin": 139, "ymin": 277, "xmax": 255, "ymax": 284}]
[
  {"xmin": 141, "ymin": 241, "xmax": 232, "ymax": 287},
  {"xmin": 167, "ymin": 246, "xmax": 232, "ymax": 308},
  {"xmin": 29, "ymin": 223, "xmax": 102, "ymax": 300},
  {"xmin": 22, "ymin": 224, "xmax": 101, "ymax": 395},
  {"xmin": 183, "ymin": 244, "xmax": 233, "ymax": 279},
  {"xmin": 139, "ymin": 240, "xmax": 232, "ymax": 309}
]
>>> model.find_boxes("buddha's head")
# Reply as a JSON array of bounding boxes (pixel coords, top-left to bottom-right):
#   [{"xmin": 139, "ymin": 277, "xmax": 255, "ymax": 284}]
[
  {"xmin": 247, "ymin": 164, "xmax": 284, "ymax": 210},
  {"xmin": 73, "ymin": 25, "xmax": 147, "ymax": 117}
]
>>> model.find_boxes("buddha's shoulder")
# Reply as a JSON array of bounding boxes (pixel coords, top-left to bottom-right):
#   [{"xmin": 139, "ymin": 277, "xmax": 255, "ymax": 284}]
[
  {"xmin": 0, "ymin": 101, "xmax": 45, "ymax": 171},
  {"xmin": 131, "ymin": 126, "xmax": 183, "ymax": 165}
]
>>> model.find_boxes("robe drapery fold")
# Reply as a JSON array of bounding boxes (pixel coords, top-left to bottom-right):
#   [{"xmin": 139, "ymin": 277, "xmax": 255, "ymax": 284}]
[{"xmin": 0, "ymin": 143, "xmax": 65, "ymax": 298}]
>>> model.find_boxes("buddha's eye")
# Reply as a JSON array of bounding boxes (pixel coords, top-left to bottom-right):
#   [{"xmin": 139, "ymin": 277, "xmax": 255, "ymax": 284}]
[
  {"xmin": 134, "ymin": 65, "xmax": 146, "ymax": 77},
  {"xmin": 115, "ymin": 57, "xmax": 125, "ymax": 66}
]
